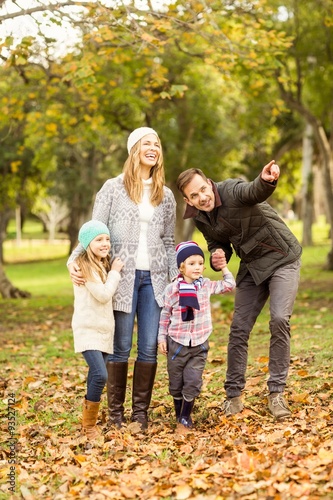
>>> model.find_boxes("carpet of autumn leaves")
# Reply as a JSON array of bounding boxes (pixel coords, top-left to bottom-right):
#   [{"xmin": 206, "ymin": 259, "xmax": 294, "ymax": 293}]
[{"xmin": 1, "ymin": 287, "xmax": 333, "ymax": 500}]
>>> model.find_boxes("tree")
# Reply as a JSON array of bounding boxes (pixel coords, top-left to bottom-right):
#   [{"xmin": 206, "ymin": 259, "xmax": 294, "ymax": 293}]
[
  {"xmin": 301, "ymin": 123, "xmax": 314, "ymax": 246},
  {"xmin": 1, "ymin": 0, "xmax": 318, "ymax": 300},
  {"xmin": 0, "ymin": 66, "xmax": 39, "ymax": 297},
  {"xmin": 271, "ymin": 0, "xmax": 333, "ymax": 268},
  {"xmin": 32, "ymin": 196, "xmax": 69, "ymax": 241}
]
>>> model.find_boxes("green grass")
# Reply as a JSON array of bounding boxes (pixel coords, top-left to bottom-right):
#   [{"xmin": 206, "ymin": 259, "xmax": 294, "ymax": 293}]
[
  {"xmin": 3, "ymin": 239, "xmax": 70, "ymax": 264},
  {"xmin": 6, "ymin": 217, "xmax": 44, "ymax": 238},
  {"xmin": 4, "ymin": 217, "xmax": 70, "ymax": 263},
  {"xmin": 4, "ymin": 258, "xmax": 73, "ymax": 297},
  {"xmin": 6, "ymin": 217, "xmax": 68, "ymax": 240},
  {"xmin": 2, "ymin": 239, "xmax": 332, "ymax": 375}
]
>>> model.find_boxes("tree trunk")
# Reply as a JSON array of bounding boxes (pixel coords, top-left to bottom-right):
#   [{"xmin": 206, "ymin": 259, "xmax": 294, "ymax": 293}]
[
  {"xmin": 0, "ymin": 263, "xmax": 31, "ymax": 299},
  {"xmin": 276, "ymin": 78, "xmax": 333, "ymax": 269},
  {"xmin": 171, "ymin": 181, "xmax": 195, "ymax": 244},
  {"xmin": 325, "ymin": 249, "xmax": 333, "ymax": 271},
  {"xmin": 0, "ymin": 210, "xmax": 31, "ymax": 298},
  {"xmin": 301, "ymin": 123, "xmax": 314, "ymax": 246},
  {"xmin": 0, "ymin": 209, "xmax": 13, "ymax": 265}
]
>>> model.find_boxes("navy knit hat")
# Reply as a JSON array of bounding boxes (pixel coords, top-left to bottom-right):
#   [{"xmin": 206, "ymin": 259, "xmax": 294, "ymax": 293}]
[
  {"xmin": 176, "ymin": 241, "xmax": 205, "ymax": 268},
  {"xmin": 78, "ymin": 220, "xmax": 110, "ymax": 250}
]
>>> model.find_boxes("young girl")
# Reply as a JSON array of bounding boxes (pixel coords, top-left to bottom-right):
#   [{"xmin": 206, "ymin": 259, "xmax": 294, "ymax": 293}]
[
  {"xmin": 158, "ymin": 241, "xmax": 236, "ymax": 431},
  {"xmin": 72, "ymin": 220, "xmax": 124, "ymax": 441}
]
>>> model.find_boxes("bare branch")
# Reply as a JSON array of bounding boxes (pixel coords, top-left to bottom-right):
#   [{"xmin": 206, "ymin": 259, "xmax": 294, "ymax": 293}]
[{"xmin": 0, "ymin": 1, "xmax": 93, "ymax": 23}]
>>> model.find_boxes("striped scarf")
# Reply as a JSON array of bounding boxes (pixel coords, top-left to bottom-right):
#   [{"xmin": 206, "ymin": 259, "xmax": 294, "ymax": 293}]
[{"xmin": 178, "ymin": 274, "xmax": 204, "ymax": 322}]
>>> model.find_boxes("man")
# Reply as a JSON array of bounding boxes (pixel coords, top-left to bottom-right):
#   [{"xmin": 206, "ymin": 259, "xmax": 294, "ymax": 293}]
[{"xmin": 176, "ymin": 161, "xmax": 302, "ymax": 419}]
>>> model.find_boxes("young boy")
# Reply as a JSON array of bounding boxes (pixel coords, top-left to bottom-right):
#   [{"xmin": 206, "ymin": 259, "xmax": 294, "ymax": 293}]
[{"xmin": 158, "ymin": 241, "xmax": 235, "ymax": 431}]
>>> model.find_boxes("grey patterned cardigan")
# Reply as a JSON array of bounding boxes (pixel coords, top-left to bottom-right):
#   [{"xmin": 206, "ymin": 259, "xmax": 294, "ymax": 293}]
[{"xmin": 68, "ymin": 174, "xmax": 178, "ymax": 313}]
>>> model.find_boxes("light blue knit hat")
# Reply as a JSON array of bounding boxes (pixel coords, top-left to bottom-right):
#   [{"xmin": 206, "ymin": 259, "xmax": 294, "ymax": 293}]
[{"xmin": 78, "ymin": 220, "xmax": 110, "ymax": 250}]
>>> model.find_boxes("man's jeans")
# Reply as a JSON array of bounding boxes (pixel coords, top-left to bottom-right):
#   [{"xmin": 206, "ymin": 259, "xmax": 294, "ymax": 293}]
[
  {"xmin": 82, "ymin": 350, "xmax": 108, "ymax": 402},
  {"xmin": 225, "ymin": 259, "xmax": 301, "ymax": 397},
  {"xmin": 109, "ymin": 270, "xmax": 161, "ymax": 364}
]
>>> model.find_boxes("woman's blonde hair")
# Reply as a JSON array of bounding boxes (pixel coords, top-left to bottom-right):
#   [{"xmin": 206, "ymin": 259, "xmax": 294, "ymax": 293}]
[
  {"xmin": 76, "ymin": 247, "xmax": 111, "ymax": 283},
  {"xmin": 123, "ymin": 138, "xmax": 165, "ymax": 206}
]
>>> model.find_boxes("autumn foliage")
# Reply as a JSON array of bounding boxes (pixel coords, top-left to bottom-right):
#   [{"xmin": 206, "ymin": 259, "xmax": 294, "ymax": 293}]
[{"xmin": 1, "ymin": 283, "xmax": 333, "ymax": 499}]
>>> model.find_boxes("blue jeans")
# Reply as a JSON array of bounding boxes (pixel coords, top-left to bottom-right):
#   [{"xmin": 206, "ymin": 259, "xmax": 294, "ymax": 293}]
[
  {"xmin": 225, "ymin": 259, "xmax": 301, "ymax": 397},
  {"xmin": 82, "ymin": 350, "xmax": 108, "ymax": 402},
  {"xmin": 109, "ymin": 270, "xmax": 162, "ymax": 363}
]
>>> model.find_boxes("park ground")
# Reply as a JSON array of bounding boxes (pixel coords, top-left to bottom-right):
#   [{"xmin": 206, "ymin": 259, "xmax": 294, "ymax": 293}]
[{"xmin": 0, "ymin": 229, "xmax": 332, "ymax": 499}]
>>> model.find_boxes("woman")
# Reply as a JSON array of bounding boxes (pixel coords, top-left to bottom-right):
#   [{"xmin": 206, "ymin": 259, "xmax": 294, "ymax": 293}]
[{"xmin": 68, "ymin": 127, "xmax": 178, "ymax": 431}]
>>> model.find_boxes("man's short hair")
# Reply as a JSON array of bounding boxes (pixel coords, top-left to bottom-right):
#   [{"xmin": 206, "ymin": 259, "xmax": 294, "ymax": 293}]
[{"xmin": 176, "ymin": 168, "xmax": 208, "ymax": 196}]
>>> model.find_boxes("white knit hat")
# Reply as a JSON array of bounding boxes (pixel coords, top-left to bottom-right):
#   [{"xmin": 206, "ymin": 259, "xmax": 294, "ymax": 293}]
[{"xmin": 127, "ymin": 127, "xmax": 159, "ymax": 154}]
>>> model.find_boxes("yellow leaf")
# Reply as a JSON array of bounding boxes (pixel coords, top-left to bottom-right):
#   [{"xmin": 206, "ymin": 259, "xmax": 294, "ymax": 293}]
[
  {"xmin": 318, "ymin": 447, "xmax": 333, "ymax": 464},
  {"xmin": 46, "ymin": 123, "xmax": 58, "ymax": 133},
  {"xmin": 141, "ymin": 32, "xmax": 157, "ymax": 43},
  {"xmin": 10, "ymin": 160, "xmax": 22, "ymax": 173},
  {"xmin": 292, "ymin": 392, "xmax": 310, "ymax": 403},
  {"xmin": 48, "ymin": 419, "xmax": 66, "ymax": 427},
  {"xmin": 174, "ymin": 484, "xmax": 192, "ymax": 499},
  {"xmin": 257, "ymin": 356, "xmax": 269, "ymax": 363},
  {"xmin": 74, "ymin": 454, "xmax": 87, "ymax": 464}
]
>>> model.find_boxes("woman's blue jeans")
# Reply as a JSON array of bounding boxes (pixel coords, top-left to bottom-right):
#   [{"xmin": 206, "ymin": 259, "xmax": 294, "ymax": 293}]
[
  {"xmin": 82, "ymin": 350, "xmax": 108, "ymax": 402},
  {"xmin": 109, "ymin": 270, "xmax": 161, "ymax": 363}
]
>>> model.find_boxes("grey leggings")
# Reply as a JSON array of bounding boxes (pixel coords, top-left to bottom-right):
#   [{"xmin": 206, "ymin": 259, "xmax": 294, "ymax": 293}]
[{"xmin": 225, "ymin": 259, "xmax": 301, "ymax": 397}]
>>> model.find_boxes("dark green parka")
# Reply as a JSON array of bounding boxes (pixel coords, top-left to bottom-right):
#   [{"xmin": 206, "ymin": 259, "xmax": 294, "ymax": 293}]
[{"xmin": 183, "ymin": 174, "xmax": 302, "ymax": 286}]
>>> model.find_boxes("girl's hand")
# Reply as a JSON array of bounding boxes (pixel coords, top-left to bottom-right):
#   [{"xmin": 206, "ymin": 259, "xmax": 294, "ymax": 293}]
[
  {"xmin": 68, "ymin": 262, "xmax": 85, "ymax": 286},
  {"xmin": 111, "ymin": 257, "xmax": 124, "ymax": 273}
]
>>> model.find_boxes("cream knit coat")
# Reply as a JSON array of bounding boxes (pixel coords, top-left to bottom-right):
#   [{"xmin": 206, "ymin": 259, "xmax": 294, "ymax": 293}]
[{"xmin": 72, "ymin": 270, "xmax": 121, "ymax": 353}]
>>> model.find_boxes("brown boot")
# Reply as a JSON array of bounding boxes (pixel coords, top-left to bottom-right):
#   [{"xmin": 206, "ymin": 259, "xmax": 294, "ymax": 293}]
[
  {"xmin": 106, "ymin": 361, "xmax": 128, "ymax": 428},
  {"xmin": 81, "ymin": 398, "xmax": 101, "ymax": 439},
  {"xmin": 131, "ymin": 361, "xmax": 157, "ymax": 431}
]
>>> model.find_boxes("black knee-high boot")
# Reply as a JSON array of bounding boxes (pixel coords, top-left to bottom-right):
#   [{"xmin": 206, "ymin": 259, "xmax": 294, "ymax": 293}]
[
  {"xmin": 132, "ymin": 361, "xmax": 157, "ymax": 431},
  {"xmin": 106, "ymin": 361, "xmax": 128, "ymax": 428}
]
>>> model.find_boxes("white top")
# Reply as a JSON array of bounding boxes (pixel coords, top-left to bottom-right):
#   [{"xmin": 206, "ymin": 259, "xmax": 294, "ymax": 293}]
[
  {"xmin": 136, "ymin": 177, "xmax": 154, "ymax": 270},
  {"xmin": 72, "ymin": 269, "xmax": 121, "ymax": 353}
]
